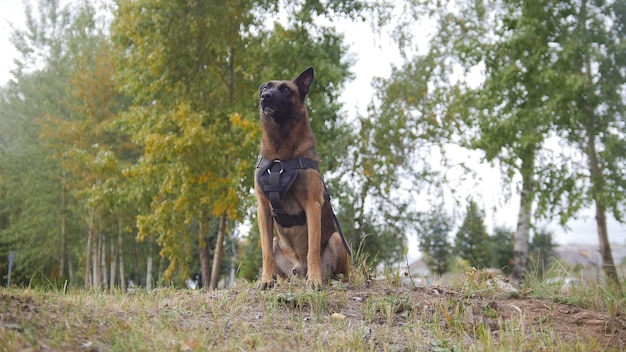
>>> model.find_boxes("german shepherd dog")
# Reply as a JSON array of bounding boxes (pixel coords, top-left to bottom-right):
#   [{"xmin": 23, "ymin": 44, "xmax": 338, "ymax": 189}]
[{"xmin": 255, "ymin": 67, "xmax": 350, "ymax": 289}]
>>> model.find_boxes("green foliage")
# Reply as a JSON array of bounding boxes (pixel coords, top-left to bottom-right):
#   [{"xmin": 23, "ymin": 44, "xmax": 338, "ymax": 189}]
[
  {"xmin": 0, "ymin": 0, "xmax": 391, "ymax": 288},
  {"xmin": 111, "ymin": 0, "xmax": 378, "ymax": 280},
  {"xmin": 0, "ymin": 0, "xmax": 103, "ymax": 285},
  {"xmin": 112, "ymin": 0, "xmax": 267, "ymax": 280},
  {"xmin": 454, "ymin": 200, "xmax": 489, "ymax": 269},
  {"xmin": 529, "ymin": 229, "xmax": 555, "ymax": 279},
  {"xmin": 6, "ymin": 0, "xmax": 622, "ymax": 289},
  {"xmin": 385, "ymin": 0, "xmax": 623, "ymax": 283},
  {"xmin": 544, "ymin": 0, "xmax": 626, "ymax": 222},
  {"xmin": 416, "ymin": 207, "xmax": 453, "ymax": 275},
  {"xmin": 335, "ymin": 51, "xmax": 458, "ymax": 266},
  {"xmin": 486, "ymin": 226, "xmax": 514, "ymax": 274}
]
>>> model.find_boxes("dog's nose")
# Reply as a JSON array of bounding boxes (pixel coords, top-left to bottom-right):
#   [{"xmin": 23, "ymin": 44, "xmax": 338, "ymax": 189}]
[{"xmin": 261, "ymin": 91, "xmax": 272, "ymax": 101}]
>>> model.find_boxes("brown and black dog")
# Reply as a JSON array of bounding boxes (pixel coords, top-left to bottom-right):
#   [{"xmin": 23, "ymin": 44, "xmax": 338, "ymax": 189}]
[{"xmin": 254, "ymin": 67, "xmax": 350, "ymax": 289}]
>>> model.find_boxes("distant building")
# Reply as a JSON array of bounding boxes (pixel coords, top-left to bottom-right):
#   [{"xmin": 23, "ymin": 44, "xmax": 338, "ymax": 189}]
[
  {"xmin": 555, "ymin": 243, "xmax": 626, "ymax": 267},
  {"xmin": 555, "ymin": 246, "xmax": 600, "ymax": 266},
  {"xmin": 406, "ymin": 258, "xmax": 430, "ymax": 277}
]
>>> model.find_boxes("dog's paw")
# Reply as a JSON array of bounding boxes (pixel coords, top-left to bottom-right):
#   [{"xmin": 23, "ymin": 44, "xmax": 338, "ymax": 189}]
[
  {"xmin": 306, "ymin": 279, "xmax": 323, "ymax": 291},
  {"xmin": 258, "ymin": 280, "xmax": 276, "ymax": 290}
]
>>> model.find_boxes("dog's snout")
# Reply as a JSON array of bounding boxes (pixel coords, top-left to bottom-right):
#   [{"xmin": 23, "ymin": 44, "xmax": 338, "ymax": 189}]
[{"xmin": 261, "ymin": 91, "xmax": 272, "ymax": 101}]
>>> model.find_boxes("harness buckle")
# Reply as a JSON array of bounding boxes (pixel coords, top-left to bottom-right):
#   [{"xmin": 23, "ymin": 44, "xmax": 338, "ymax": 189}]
[{"xmin": 267, "ymin": 159, "xmax": 284, "ymax": 174}]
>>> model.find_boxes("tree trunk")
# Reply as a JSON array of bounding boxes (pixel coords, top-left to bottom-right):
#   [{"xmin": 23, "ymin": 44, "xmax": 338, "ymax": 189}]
[
  {"xmin": 134, "ymin": 240, "xmax": 140, "ymax": 285},
  {"xmin": 210, "ymin": 212, "xmax": 228, "ymax": 290},
  {"xmin": 109, "ymin": 233, "xmax": 117, "ymax": 294},
  {"xmin": 100, "ymin": 232, "xmax": 108, "ymax": 291},
  {"xmin": 512, "ymin": 151, "xmax": 535, "ymax": 283},
  {"xmin": 93, "ymin": 229, "xmax": 99, "ymax": 289},
  {"xmin": 60, "ymin": 176, "xmax": 67, "ymax": 280},
  {"xmin": 146, "ymin": 240, "xmax": 153, "ymax": 291},
  {"xmin": 229, "ymin": 237, "xmax": 236, "ymax": 287},
  {"xmin": 586, "ymin": 130, "xmax": 620, "ymax": 286},
  {"xmin": 69, "ymin": 259, "xmax": 74, "ymax": 287},
  {"xmin": 84, "ymin": 208, "xmax": 94, "ymax": 290},
  {"xmin": 158, "ymin": 255, "xmax": 165, "ymax": 286},
  {"xmin": 118, "ymin": 218, "xmax": 126, "ymax": 293},
  {"xmin": 579, "ymin": 0, "xmax": 620, "ymax": 288},
  {"xmin": 198, "ymin": 210, "xmax": 212, "ymax": 289}
]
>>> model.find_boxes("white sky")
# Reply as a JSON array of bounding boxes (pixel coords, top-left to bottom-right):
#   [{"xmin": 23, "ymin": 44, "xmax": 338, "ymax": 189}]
[{"xmin": 1, "ymin": 0, "xmax": 624, "ymax": 251}]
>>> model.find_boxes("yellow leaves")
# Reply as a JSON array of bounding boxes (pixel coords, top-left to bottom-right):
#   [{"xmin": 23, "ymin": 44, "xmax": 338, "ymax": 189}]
[
  {"xmin": 210, "ymin": 187, "xmax": 240, "ymax": 220},
  {"xmin": 196, "ymin": 175, "xmax": 211, "ymax": 185},
  {"xmin": 230, "ymin": 112, "xmax": 260, "ymax": 142},
  {"xmin": 163, "ymin": 257, "xmax": 178, "ymax": 282},
  {"xmin": 230, "ymin": 112, "xmax": 251, "ymax": 130}
]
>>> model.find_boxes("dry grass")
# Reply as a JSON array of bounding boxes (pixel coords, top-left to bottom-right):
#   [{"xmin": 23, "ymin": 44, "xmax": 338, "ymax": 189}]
[{"xmin": 1, "ymin": 270, "xmax": 625, "ymax": 351}]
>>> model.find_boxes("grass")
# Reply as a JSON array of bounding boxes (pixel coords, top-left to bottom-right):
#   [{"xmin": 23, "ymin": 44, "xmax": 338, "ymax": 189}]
[
  {"xmin": 1, "ymin": 267, "xmax": 625, "ymax": 351},
  {"xmin": 526, "ymin": 260, "xmax": 626, "ymax": 315}
]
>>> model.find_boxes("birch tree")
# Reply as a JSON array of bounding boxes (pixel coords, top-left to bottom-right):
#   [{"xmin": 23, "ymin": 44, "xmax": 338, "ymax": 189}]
[
  {"xmin": 385, "ymin": 0, "xmax": 622, "ymax": 284},
  {"xmin": 0, "ymin": 0, "xmax": 98, "ymax": 286},
  {"xmin": 545, "ymin": 0, "xmax": 625, "ymax": 286}
]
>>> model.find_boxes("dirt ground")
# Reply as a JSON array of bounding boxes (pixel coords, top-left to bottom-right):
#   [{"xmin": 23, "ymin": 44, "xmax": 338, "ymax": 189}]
[
  {"xmin": 399, "ymin": 285, "xmax": 626, "ymax": 348},
  {"xmin": 1, "ymin": 280, "xmax": 625, "ymax": 351}
]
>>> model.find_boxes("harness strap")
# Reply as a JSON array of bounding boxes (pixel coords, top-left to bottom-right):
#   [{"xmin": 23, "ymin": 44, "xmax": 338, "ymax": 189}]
[
  {"xmin": 256, "ymin": 156, "xmax": 352, "ymax": 256},
  {"xmin": 326, "ymin": 184, "xmax": 352, "ymax": 257},
  {"xmin": 256, "ymin": 156, "xmax": 319, "ymax": 228},
  {"xmin": 256, "ymin": 156, "xmax": 320, "ymax": 172}
]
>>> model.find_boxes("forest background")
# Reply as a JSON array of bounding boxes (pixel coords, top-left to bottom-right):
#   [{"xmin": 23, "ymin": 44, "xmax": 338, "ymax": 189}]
[{"xmin": 0, "ymin": 0, "xmax": 624, "ymax": 290}]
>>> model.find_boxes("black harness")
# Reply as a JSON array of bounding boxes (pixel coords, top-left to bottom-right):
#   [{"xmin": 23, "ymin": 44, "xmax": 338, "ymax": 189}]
[{"xmin": 256, "ymin": 156, "xmax": 351, "ymax": 256}]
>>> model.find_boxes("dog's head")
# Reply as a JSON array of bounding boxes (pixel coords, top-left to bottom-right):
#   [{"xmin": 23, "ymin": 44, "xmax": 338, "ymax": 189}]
[{"xmin": 259, "ymin": 67, "xmax": 314, "ymax": 121}]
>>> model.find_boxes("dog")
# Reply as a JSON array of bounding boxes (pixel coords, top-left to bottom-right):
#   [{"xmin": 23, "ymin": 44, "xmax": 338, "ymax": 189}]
[{"xmin": 254, "ymin": 67, "xmax": 350, "ymax": 289}]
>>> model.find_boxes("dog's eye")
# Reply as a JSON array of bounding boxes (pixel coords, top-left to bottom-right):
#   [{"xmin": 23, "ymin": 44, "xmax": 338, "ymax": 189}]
[{"xmin": 280, "ymin": 85, "xmax": 291, "ymax": 94}]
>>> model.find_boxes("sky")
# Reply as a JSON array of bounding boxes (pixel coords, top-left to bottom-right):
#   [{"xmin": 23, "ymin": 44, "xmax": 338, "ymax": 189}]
[{"xmin": 1, "ymin": 1, "xmax": 624, "ymax": 250}]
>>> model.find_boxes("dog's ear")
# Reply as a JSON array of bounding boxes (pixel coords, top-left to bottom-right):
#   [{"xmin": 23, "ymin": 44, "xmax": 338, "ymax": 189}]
[{"xmin": 294, "ymin": 67, "xmax": 314, "ymax": 100}]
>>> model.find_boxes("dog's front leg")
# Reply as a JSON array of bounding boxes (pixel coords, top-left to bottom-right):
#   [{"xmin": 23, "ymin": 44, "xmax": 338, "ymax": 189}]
[
  {"xmin": 257, "ymin": 199, "xmax": 275, "ymax": 290},
  {"xmin": 305, "ymin": 200, "xmax": 323, "ymax": 289}
]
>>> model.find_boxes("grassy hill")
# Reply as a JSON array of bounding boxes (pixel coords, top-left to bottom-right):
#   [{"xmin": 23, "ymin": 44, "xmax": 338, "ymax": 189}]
[{"xmin": 1, "ymin": 270, "xmax": 625, "ymax": 351}]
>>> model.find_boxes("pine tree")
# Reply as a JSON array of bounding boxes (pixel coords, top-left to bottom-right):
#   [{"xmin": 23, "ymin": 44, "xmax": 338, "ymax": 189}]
[
  {"xmin": 417, "ymin": 208, "xmax": 453, "ymax": 275},
  {"xmin": 487, "ymin": 226, "xmax": 515, "ymax": 274},
  {"xmin": 454, "ymin": 200, "xmax": 489, "ymax": 269}
]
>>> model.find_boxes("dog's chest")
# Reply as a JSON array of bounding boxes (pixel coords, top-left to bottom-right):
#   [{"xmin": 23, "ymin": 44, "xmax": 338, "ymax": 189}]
[
  {"xmin": 256, "ymin": 156, "xmax": 320, "ymax": 228},
  {"xmin": 280, "ymin": 191, "xmax": 304, "ymax": 214},
  {"xmin": 275, "ymin": 218, "xmax": 310, "ymax": 260}
]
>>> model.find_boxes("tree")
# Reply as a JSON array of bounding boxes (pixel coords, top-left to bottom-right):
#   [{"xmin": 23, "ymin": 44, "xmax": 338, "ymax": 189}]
[
  {"xmin": 454, "ymin": 200, "xmax": 489, "ymax": 269},
  {"xmin": 111, "ymin": 0, "xmax": 368, "ymax": 287},
  {"xmin": 486, "ymin": 226, "xmax": 514, "ymax": 274},
  {"xmin": 0, "ymin": 0, "xmax": 101, "ymax": 286},
  {"xmin": 0, "ymin": 0, "xmax": 153, "ymax": 291},
  {"xmin": 384, "ymin": 0, "xmax": 623, "ymax": 285},
  {"xmin": 451, "ymin": 0, "xmax": 566, "ymax": 282},
  {"xmin": 39, "ymin": 38, "xmax": 138, "ymax": 291},
  {"xmin": 336, "ymin": 48, "xmax": 465, "ymax": 266},
  {"xmin": 545, "ymin": 0, "xmax": 625, "ymax": 287},
  {"xmin": 112, "ymin": 0, "xmax": 258, "ymax": 288},
  {"xmin": 416, "ymin": 207, "xmax": 453, "ymax": 275},
  {"xmin": 529, "ymin": 229, "xmax": 555, "ymax": 279}
]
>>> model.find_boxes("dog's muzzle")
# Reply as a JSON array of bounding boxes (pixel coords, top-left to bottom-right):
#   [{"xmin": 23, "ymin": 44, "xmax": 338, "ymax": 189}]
[{"xmin": 260, "ymin": 92, "xmax": 274, "ymax": 113}]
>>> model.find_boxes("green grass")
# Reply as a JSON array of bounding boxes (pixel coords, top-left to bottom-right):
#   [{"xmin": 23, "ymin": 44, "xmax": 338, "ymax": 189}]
[{"xmin": 1, "ymin": 268, "xmax": 625, "ymax": 351}]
